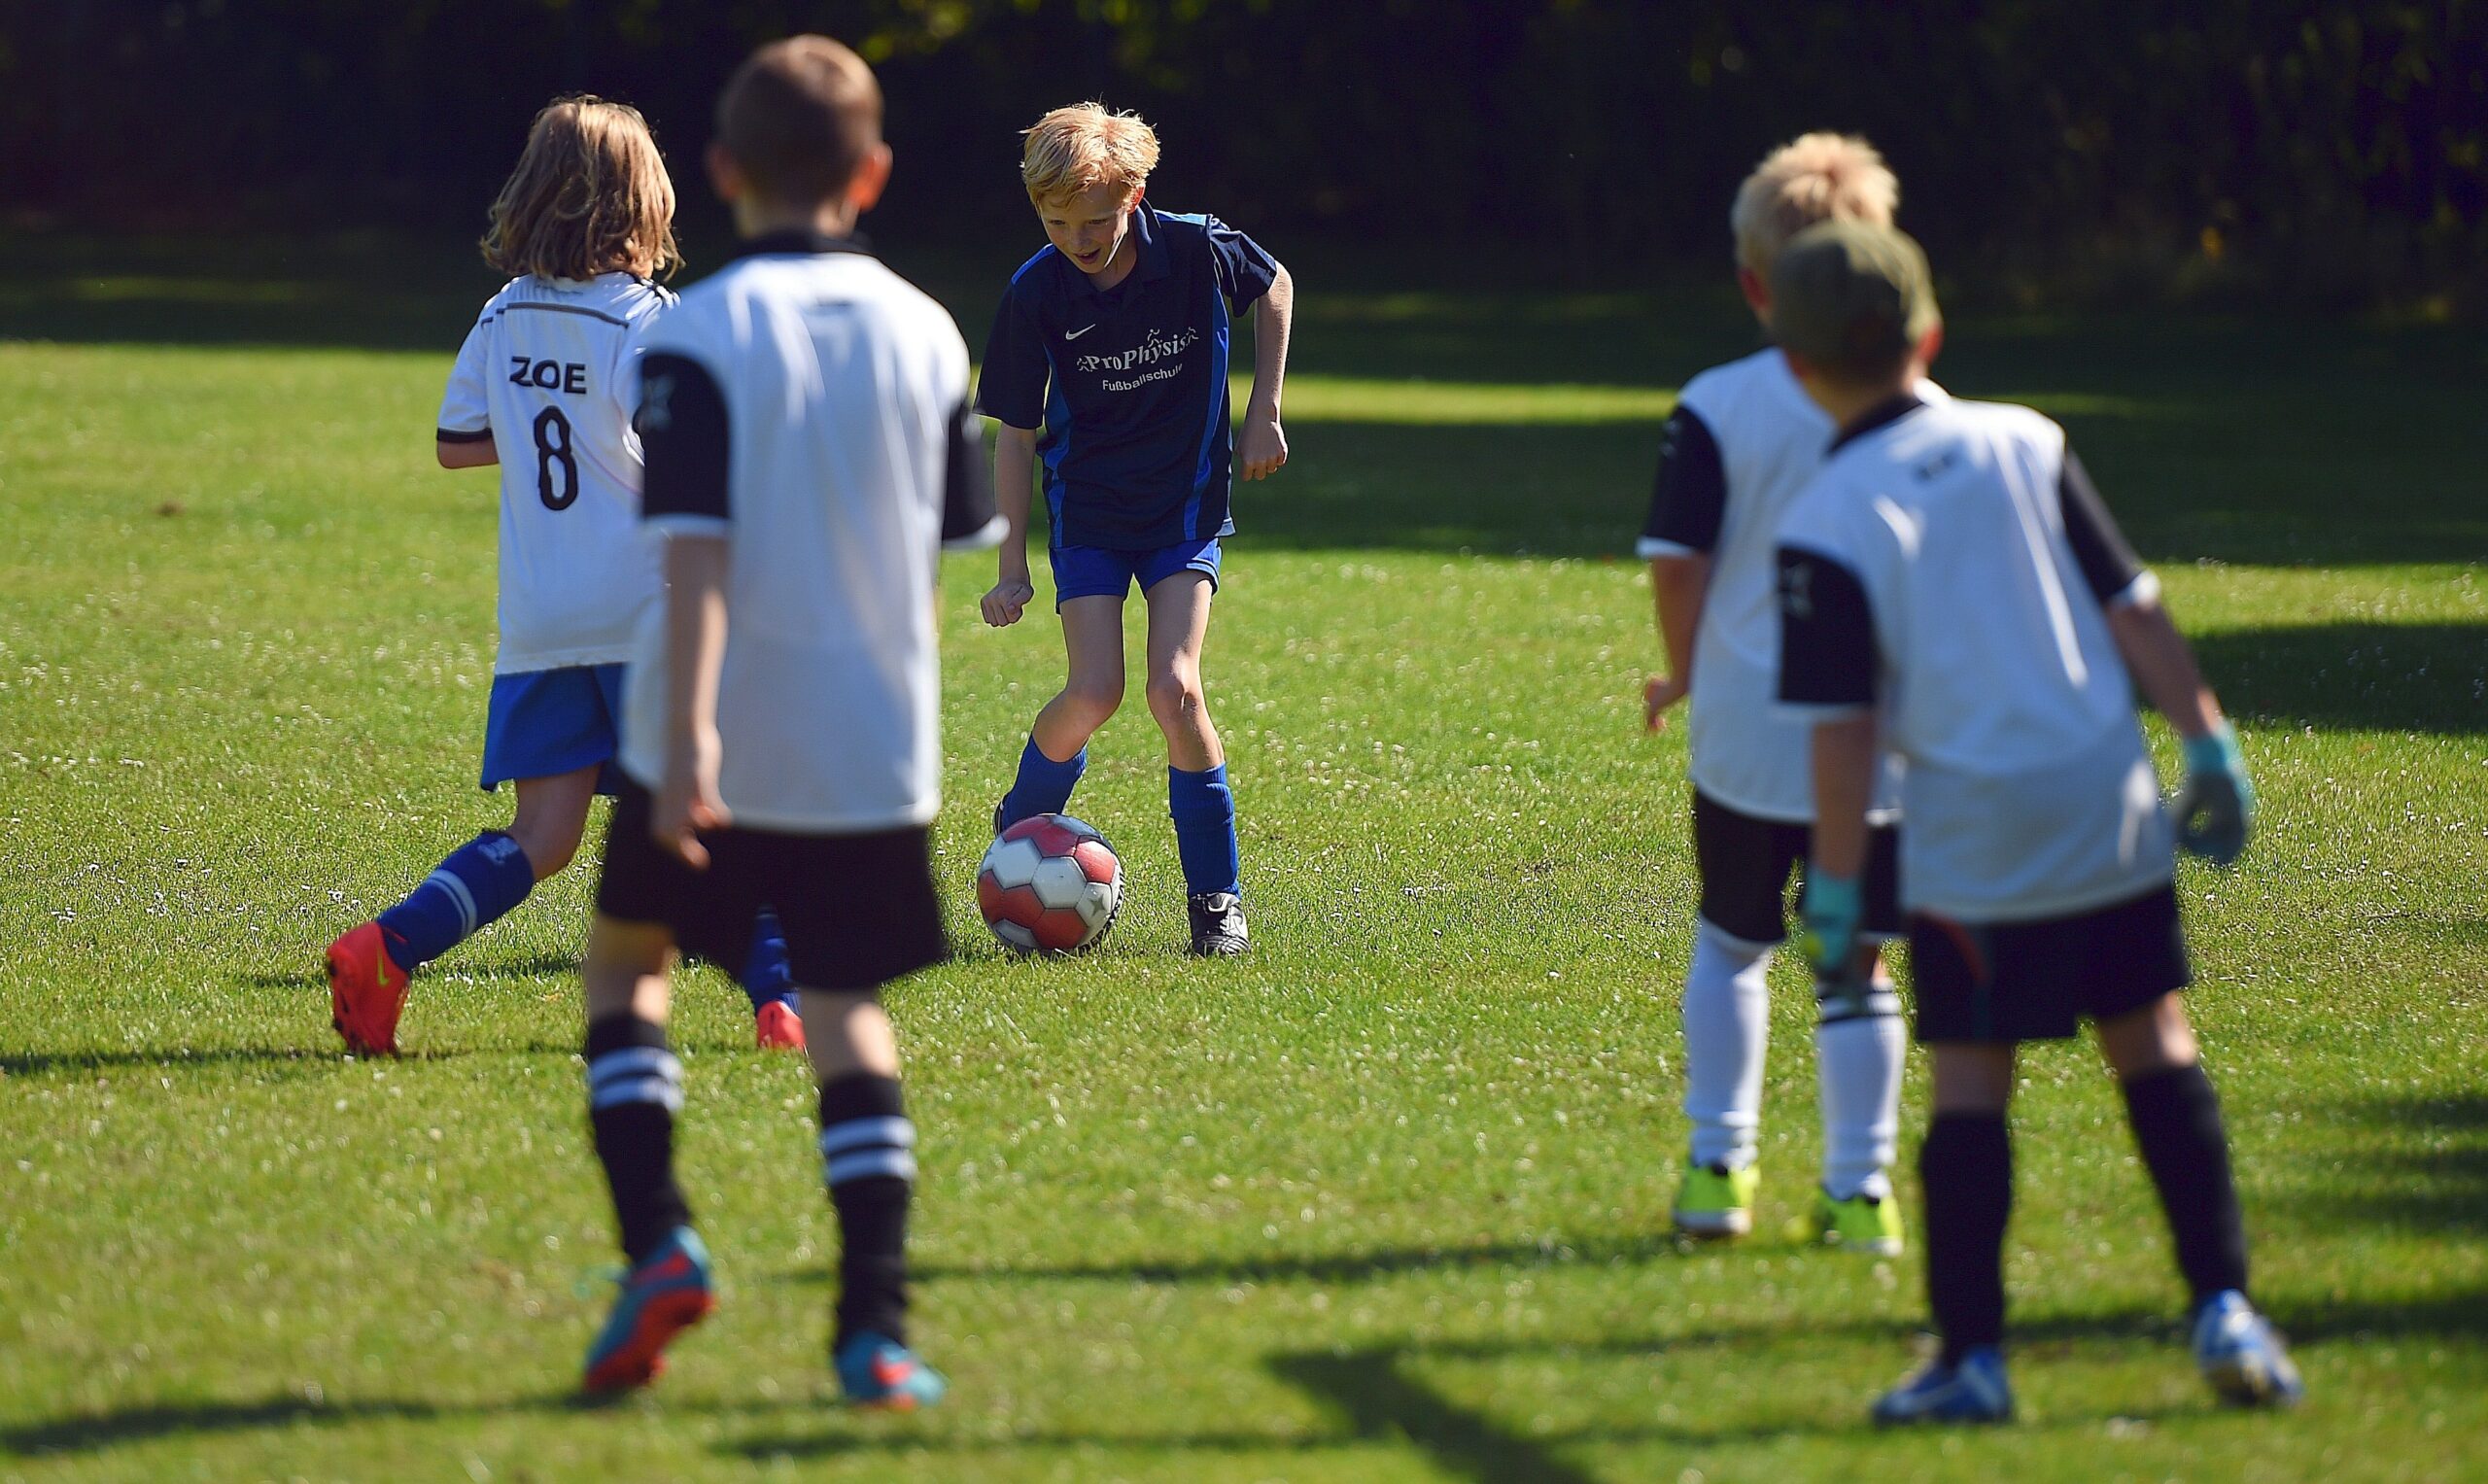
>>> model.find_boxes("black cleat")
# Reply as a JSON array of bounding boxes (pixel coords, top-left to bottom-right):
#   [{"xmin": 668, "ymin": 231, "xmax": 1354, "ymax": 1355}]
[{"xmin": 1187, "ymin": 892, "xmax": 1249, "ymax": 957}]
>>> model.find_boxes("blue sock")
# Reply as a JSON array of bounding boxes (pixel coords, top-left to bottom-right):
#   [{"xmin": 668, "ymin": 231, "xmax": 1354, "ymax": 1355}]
[
  {"xmin": 1000, "ymin": 735, "xmax": 1086, "ymax": 828},
  {"xmin": 376, "ymin": 832, "xmax": 536, "ymax": 969},
  {"xmin": 742, "ymin": 909, "xmax": 797, "ymax": 1013},
  {"xmin": 1168, "ymin": 764, "xmax": 1241, "ymax": 897}
]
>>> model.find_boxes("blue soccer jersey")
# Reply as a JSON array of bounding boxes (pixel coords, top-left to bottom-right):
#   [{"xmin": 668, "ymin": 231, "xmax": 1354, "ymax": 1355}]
[{"xmin": 977, "ymin": 204, "xmax": 1279, "ymax": 550}]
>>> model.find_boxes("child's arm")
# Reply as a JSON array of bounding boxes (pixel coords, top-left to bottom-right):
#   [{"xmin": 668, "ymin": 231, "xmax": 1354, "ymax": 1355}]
[
  {"xmin": 1643, "ymin": 555, "xmax": 1707, "ymax": 728},
  {"xmin": 653, "ymin": 533, "xmax": 731, "ymax": 868},
  {"xmin": 437, "ymin": 436, "xmax": 499, "ymax": 469},
  {"xmin": 981, "ymin": 423, "xmax": 1040, "ymax": 627},
  {"xmin": 1238, "ymin": 264, "xmax": 1292, "ymax": 481},
  {"xmin": 2109, "ymin": 596, "xmax": 2253, "ymax": 864}
]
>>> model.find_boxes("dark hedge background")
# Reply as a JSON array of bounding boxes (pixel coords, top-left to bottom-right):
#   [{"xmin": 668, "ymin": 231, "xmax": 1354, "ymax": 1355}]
[{"xmin": 2, "ymin": 0, "xmax": 2481, "ymax": 305}]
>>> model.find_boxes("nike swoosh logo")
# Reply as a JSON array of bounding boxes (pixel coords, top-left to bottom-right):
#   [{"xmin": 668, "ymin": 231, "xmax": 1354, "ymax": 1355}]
[{"xmin": 1064, "ymin": 325, "xmax": 1096, "ymax": 340}]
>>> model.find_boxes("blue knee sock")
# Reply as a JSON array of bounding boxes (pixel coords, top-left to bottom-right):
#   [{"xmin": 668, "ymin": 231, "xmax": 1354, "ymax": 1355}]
[
  {"xmin": 377, "ymin": 832, "xmax": 536, "ymax": 969},
  {"xmin": 742, "ymin": 909, "xmax": 797, "ymax": 1013},
  {"xmin": 1168, "ymin": 764, "xmax": 1241, "ymax": 897},
  {"xmin": 1000, "ymin": 735, "xmax": 1087, "ymax": 829}
]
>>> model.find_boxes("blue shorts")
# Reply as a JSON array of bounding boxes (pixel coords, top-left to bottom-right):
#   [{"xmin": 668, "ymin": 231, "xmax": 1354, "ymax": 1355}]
[
  {"xmin": 480, "ymin": 663, "xmax": 626, "ymax": 793},
  {"xmin": 1049, "ymin": 538, "xmax": 1223, "ymax": 606}
]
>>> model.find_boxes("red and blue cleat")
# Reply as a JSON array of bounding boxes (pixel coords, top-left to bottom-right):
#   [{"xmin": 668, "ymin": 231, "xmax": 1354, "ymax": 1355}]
[
  {"xmin": 754, "ymin": 995, "xmax": 806, "ymax": 1052},
  {"xmin": 583, "ymin": 1226, "xmax": 716, "ymax": 1394},
  {"xmin": 327, "ymin": 921, "xmax": 411, "ymax": 1056},
  {"xmin": 834, "ymin": 1331, "xmax": 947, "ymax": 1410}
]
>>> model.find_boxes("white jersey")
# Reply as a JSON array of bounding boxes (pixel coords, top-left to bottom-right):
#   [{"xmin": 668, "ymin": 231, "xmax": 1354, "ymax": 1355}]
[
  {"xmin": 1639, "ymin": 348, "xmax": 1918, "ymax": 822},
  {"xmin": 619, "ymin": 233, "xmax": 998, "ymax": 833},
  {"xmin": 1775, "ymin": 394, "xmax": 2172, "ymax": 921},
  {"xmin": 436, "ymin": 273, "xmax": 674, "ymax": 673}
]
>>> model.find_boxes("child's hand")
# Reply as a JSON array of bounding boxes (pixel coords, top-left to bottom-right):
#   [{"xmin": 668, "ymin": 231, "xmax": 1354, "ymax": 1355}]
[
  {"xmin": 1643, "ymin": 673, "xmax": 1689, "ymax": 731},
  {"xmin": 1239, "ymin": 413, "xmax": 1289, "ymax": 481},
  {"xmin": 652, "ymin": 735, "xmax": 729, "ymax": 870},
  {"xmin": 983, "ymin": 575, "xmax": 1037, "ymax": 628}
]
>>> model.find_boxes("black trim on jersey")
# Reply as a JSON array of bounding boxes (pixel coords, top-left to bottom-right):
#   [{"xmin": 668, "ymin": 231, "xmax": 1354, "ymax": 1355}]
[
  {"xmin": 2057, "ymin": 449, "xmax": 2148, "ymax": 605},
  {"xmin": 639, "ymin": 353, "xmax": 731, "ymax": 523},
  {"xmin": 940, "ymin": 397, "xmax": 998, "ymax": 541},
  {"xmin": 1825, "ymin": 390, "xmax": 1930, "ymax": 455},
  {"xmin": 729, "ymin": 229, "xmax": 877, "ymax": 262},
  {"xmin": 1641, "ymin": 406, "xmax": 1727, "ymax": 554},
  {"xmin": 435, "ymin": 426, "xmax": 494, "ymax": 443},
  {"xmin": 1776, "ymin": 544, "xmax": 1879, "ymax": 707},
  {"xmin": 501, "ymin": 300, "xmax": 631, "ymax": 328}
]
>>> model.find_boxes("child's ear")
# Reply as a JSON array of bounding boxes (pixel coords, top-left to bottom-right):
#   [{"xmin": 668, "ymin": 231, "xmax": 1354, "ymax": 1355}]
[
  {"xmin": 848, "ymin": 142, "xmax": 894, "ymax": 213},
  {"xmin": 707, "ymin": 142, "xmax": 747, "ymax": 205}
]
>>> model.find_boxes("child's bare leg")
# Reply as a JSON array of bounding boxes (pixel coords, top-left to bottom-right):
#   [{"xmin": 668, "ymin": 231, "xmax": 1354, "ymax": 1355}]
[
  {"xmin": 1142, "ymin": 571, "xmax": 1222, "ymax": 771},
  {"xmin": 508, "ymin": 764, "xmax": 604, "ymax": 880},
  {"xmin": 1922, "ymin": 1042, "xmax": 2017, "ymax": 1363},
  {"xmin": 582, "ymin": 916, "xmax": 690, "ymax": 1264},
  {"xmin": 1031, "ymin": 596, "xmax": 1126, "ymax": 759},
  {"xmin": 803, "ymin": 986, "xmax": 916, "ymax": 1356},
  {"xmin": 2097, "ymin": 991, "xmax": 2249, "ymax": 1307},
  {"xmin": 1143, "ymin": 572, "xmax": 1243, "ymax": 924},
  {"xmin": 1000, "ymin": 596, "xmax": 1124, "ymax": 830}
]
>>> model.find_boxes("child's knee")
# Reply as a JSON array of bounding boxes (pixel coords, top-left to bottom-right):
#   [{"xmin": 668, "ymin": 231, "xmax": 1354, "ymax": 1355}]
[
  {"xmin": 508, "ymin": 818, "xmax": 583, "ymax": 879},
  {"xmin": 1060, "ymin": 676, "xmax": 1124, "ymax": 729},
  {"xmin": 1144, "ymin": 670, "xmax": 1205, "ymax": 729}
]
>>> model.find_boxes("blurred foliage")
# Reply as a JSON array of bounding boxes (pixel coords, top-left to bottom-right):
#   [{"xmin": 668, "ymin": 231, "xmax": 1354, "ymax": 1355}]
[{"xmin": 0, "ymin": 0, "xmax": 2481, "ymax": 307}]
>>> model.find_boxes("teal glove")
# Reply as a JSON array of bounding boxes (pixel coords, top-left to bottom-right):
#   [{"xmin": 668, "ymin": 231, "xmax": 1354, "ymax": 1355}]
[
  {"xmin": 1797, "ymin": 870, "xmax": 1863, "ymax": 979},
  {"xmin": 2173, "ymin": 722, "xmax": 2254, "ymax": 866}
]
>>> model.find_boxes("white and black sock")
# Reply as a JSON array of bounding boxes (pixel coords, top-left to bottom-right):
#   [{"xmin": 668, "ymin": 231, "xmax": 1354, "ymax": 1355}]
[
  {"xmin": 819, "ymin": 1074, "xmax": 915, "ymax": 1349},
  {"xmin": 1815, "ymin": 971, "xmax": 1905, "ymax": 1200},
  {"xmin": 585, "ymin": 1015, "xmax": 691, "ymax": 1266},
  {"xmin": 1682, "ymin": 919, "xmax": 1771, "ymax": 1171}
]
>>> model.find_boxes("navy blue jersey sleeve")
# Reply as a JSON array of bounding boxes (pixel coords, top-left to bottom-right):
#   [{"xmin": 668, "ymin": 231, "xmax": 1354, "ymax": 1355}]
[
  {"xmin": 1776, "ymin": 543, "xmax": 1879, "ymax": 709},
  {"xmin": 1203, "ymin": 215, "xmax": 1280, "ymax": 310},
  {"xmin": 975, "ymin": 286, "xmax": 1052, "ymax": 430},
  {"xmin": 2057, "ymin": 448, "xmax": 2152, "ymax": 605},
  {"xmin": 1639, "ymin": 406, "xmax": 1727, "ymax": 557},
  {"xmin": 639, "ymin": 352, "xmax": 731, "ymax": 528}
]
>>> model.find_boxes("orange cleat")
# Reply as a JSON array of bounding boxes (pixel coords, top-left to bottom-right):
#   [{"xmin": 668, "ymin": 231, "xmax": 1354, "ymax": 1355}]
[
  {"xmin": 328, "ymin": 921, "xmax": 410, "ymax": 1055},
  {"xmin": 754, "ymin": 998, "xmax": 806, "ymax": 1052}
]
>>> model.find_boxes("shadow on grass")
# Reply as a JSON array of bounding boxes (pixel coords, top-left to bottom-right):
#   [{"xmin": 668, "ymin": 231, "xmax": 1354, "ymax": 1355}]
[
  {"xmin": 2269, "ymin": 1090, "xmax": 2488, "ymax": 1242},
  {"xmin": 888, "ymin": 1229, "xmax": 1696, "ymax": 1288},
  {"xmin": 0, "ymin": 1041, "xmax": 580, "ymax": 1077},
  {"xmin": 2192, "ymin": 623, "xmax": 2488, "ymax": 736}
]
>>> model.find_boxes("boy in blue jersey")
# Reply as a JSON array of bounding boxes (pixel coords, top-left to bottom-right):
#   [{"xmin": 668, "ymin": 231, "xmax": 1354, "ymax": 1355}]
[{"xmin": 976, "ymin": 102, "xmax": 1294, "ymax": 956}]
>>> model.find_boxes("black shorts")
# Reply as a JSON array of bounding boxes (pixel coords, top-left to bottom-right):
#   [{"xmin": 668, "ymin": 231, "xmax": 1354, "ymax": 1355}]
[
  {"xmin": 1910, "ymin": 882, "xmax": 2192, "ymax": 1043},
  {"xmin": 594, "ymin": 777, "xmax": 949, "ymax": 993},
  {"xmin": 1690, "ymin": 790, "xmax": 1903, "ymax": 947}
]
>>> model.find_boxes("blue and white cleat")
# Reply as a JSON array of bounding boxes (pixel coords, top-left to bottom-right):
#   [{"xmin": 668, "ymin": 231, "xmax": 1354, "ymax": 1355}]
[
  {"xmin": 1871, "ymin": 1345, "xmax": 2014, "ymax": 1426},
  {"xmin": 835, "ymin": 1330, "xmax": 948, "ymax": 1411},
  {"xmin": 582, "ymin": 1226, "xmax": 716, "ymax": 1394},
  {"xmin": 2192, "ymin": 1290, "xmax": 2304, "ymax": 1408}
]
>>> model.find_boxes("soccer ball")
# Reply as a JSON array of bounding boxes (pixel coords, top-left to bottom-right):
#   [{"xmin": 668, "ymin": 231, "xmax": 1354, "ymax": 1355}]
[{"xmin": 976, "ymin": 813, "xmax": 1123, "ymax": 954}]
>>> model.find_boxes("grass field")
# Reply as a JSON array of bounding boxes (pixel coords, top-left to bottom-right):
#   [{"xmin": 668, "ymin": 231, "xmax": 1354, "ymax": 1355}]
[{"xmin": 2, "ymin": 238, "xmax": 2484, "ymax": 1482}]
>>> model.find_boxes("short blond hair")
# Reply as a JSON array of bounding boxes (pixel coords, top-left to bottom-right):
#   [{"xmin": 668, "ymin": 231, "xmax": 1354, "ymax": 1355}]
[
  {"xmin": 1020, "ymin": 102, "xmax": 1160, "ymax": 204},
  {"xmin": 481, "ymin": 96, "xmax": 680, "ymax": 282},
  {"xmin": 1730, "ymin": 132, "xmax": 1898, "ymax": 276}
]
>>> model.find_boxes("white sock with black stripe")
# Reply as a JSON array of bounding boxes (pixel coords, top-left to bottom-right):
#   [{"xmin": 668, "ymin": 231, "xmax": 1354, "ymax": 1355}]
[{"xmin": 1682, "ymin": 918, "xmax": 1772, "ymax": 1172}]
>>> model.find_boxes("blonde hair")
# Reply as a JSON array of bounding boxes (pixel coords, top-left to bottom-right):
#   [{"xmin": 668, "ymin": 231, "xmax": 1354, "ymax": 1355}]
[
  {"xmin": 481, "ymin": 96, "xmax": 681, "ymax": 282},
  {"xmin": 1021, "ymin": 102, "xmax": 1160, "ymax": 204},
  {"xmin": 1730, "ymin": 132, "xmax": 1898, "ymax": 276}
]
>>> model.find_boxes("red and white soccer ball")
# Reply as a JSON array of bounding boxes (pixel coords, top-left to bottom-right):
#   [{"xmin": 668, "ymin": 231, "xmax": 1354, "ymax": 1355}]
[{"xmin": 977, "ymin": 813, "xmax": 1123, "ymax": 954}]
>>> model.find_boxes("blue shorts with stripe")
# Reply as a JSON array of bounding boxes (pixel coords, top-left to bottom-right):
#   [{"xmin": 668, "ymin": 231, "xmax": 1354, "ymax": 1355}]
[
  {"xmin": 1048, "ymin": 537, "xmax": 1222, "ymax": 606},
  {"xmin": 480, "ymin": 663, "xmax": 625, "ymax": 793}
]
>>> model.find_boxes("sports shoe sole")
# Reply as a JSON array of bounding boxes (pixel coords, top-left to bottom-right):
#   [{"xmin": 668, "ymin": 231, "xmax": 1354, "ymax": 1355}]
[
  {"xmin": 1673, "ymin": 1209, "xmax": 1752, "ymax": 1238},
  {"xmin": 582, "ymin": 1287, "xmax": 716, "ymax": 1394},
  {"xmin": 2202, "ymin": 1353, "xmax": 2300, "ymax": 1408}
]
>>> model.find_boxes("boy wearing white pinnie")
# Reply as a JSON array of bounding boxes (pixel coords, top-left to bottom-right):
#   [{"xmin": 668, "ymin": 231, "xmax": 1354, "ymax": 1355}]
[
  {"xmin": 1769, "ymin": 219, "xmax": 2301, "ymax": 1424},
  {"xmin": 326, "ymin": 98, "xmax": 803, "ymax": 1055},
  {"xmin": 976, "ymin": 104, "xmax": 1293, "ymax": 956},
  {"xmin": 1639, "ymin": 134, "xmax": 1917, "ymax": 1252}
]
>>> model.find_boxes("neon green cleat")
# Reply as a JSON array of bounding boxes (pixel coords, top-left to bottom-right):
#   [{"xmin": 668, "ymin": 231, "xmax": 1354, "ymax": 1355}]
[
  {"xmin": 1673, "ymin": 1161, "xmax": 1760, "ymax": 1238},
  {"xmin": 1803, "ymin": 1187, "xmax": 1905, "ymax": 1257}
]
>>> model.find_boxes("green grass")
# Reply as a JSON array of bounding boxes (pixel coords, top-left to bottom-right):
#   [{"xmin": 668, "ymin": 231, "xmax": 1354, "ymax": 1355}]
[{"xmin": 2, "ymin": 242, "xmax": 2485, "ymax": 1481}]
